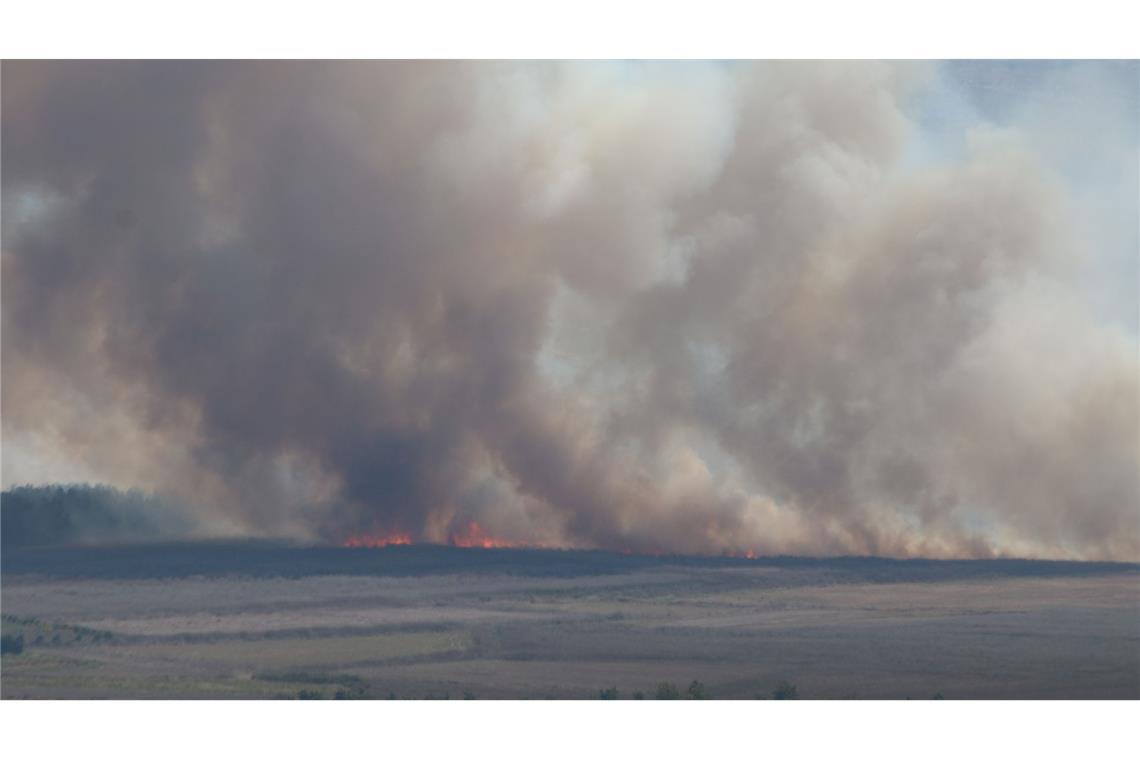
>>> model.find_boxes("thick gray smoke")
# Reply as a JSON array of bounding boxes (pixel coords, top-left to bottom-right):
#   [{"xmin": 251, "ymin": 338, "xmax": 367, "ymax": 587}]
[{"xmin": 3, "ymin": 61, "xmax": 1137, "ymax": 559}]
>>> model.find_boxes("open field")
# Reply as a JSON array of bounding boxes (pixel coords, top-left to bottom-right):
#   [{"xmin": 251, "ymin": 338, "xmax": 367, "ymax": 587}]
[{"xmin": 2, "ymin": 543, "xmax": 1138, "ymax": 699}]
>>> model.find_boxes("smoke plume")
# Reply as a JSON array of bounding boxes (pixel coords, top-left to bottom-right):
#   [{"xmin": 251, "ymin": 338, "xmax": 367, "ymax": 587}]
[{"xmin": 3, "ymin": 61, "xmax": 1137, "ymax": 559}]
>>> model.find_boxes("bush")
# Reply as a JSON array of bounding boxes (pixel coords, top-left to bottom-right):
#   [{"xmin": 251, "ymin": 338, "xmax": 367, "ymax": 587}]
[
  {"xmin": 632, "ymin": 691, "xmax": 645, "ymax": 700},
  {"xmin": 1, "ymin": 634, "xmax": 24, "ymax": 655},
  {"xmin": 334, "ymin": 687, "xmax": 369, "ymax": 700},
  {"xmin": 599, "ymin": 686, "xmax": 619, "ymax": 700},
  {"xmin": 655, "ymin": 682, "xmax": 680, "ymax": 700},
  {"xmin": 772, "ymin": 680, "xmax": 798, "ymax": 700},
  {"xmin": 296, "ymin": 689, "xmax": 323, "ymax": 700},
  {"xmin": 687, "ymin": 680, "xmax": 707, "ymax": 700}
]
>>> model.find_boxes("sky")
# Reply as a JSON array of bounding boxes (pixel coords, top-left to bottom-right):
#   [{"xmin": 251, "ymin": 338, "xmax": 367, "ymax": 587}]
[{"xmin": 2, "ymin": 60, "xmax": 1137, "ymax": 560}]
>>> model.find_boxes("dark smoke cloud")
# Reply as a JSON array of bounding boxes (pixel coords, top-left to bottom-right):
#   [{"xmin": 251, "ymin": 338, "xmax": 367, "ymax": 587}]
[{"xmin": 3, "ymin": 61, "xmax": 1137, "ymax": 559}]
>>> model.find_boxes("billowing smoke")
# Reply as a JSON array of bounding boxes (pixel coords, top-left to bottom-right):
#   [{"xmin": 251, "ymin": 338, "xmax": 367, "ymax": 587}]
[{"xmin": 3, "ymin": 61, "xmax": 1137, "ymax": 559}]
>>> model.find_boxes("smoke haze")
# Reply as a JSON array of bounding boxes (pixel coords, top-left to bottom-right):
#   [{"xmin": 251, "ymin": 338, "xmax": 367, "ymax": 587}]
[{"xmin": 3, "ymin": 61, "xmax": 1137, "ymax": 559}]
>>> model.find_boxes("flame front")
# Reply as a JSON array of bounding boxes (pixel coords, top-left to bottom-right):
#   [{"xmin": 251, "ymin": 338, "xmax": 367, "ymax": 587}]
[
  {"xmin": 341, "ymin": 524, "xmax": 762, "ymax": 559},
  {"xmin": 447, "ymin": 521, "xmax": 524, "ymax": 549},
  {"xmin": 342, "ymin": 531, "xmax": 413, "ymax": 548},
  {"xmin": 340, "ymin": 523, "xmax": 524, "ymax": 550}
]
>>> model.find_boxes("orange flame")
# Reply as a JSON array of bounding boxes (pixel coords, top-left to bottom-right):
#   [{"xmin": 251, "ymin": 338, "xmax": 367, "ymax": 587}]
[
  {"xmin": 340, "ymin": 524, "xmax": 757, "ymax": 558},
  {"xmin": 722, "ymin": 548, "xmax": 758, "ymax": 560},
  {"xmin": 447, "ymin": 521, "xmax": 524, "ymax": 549},
  {"xmin": 342, "ymin": 531, "xmax": 413, "ymax": 548}
]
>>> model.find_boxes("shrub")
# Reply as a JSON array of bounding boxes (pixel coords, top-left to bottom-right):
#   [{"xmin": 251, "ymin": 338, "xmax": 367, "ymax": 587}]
[
  {"xmin": 772, "ymin": 680, "xmax": 798, "ymax": 700},
  {"xmin": 655, "ymin": 682, "xmax": 680, "ymax": 700},
  {"xmin": 632, "ymin": 691, "xmax": 645, "ymax": 700},
  {"xmin": 687, "ymin": 680, "xmax": 707, "ymax": 700},
  {"xmin": 1, "ymin": 634, "xmax": 24, "ymax": 655},
  {"xmin": 334, "ymin": 688, "xmax": 368, "ymax": 700},
  {"xmin": 599, "ymin": 686, "xmax": 619, "ymax": 700},
  {"xmin": 296, "ymin": 689, "xmax": 323, "ymax": 700}
]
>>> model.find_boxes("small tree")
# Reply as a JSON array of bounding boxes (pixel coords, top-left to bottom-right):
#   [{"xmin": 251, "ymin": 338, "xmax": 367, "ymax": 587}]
[
  {"xmin": 772, "ymin": 680, "xmax": 798, "ymax": 700},
  {"xmin": 687, "ymin": 680, "xmax": 707, "ymax": 700},
  {"xmin": 1, "ymin": 634, "xmax": 24, "ymax": 655},
  {"xmin": 656, "ymin": 682, "xmax": 680, "ymax": 700}
]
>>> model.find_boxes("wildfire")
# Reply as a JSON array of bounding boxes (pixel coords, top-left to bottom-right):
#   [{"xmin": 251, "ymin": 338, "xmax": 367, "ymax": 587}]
[
  {"xmin": 342, "ymin": 531, "xmax": 413, "ymax": 548},
  {"xmin": 447, "ymin": 521, "xmax": 524, "ymax": 549},
  {"xmin": 339, "ymin": 524, "xmax": 759, "ymax": 558},
  {"xmin": 723, "ymin": 549, "xmax": 758, "ymax": 560},
  {"xmin": 340, "ymin": 522, "xmax": 527, "ymax": 550}
]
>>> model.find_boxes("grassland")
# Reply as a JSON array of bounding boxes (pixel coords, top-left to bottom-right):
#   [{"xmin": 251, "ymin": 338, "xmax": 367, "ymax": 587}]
[{"xmin": 2, "ymin": 543, "xmax": 1137, "ymax": 699}]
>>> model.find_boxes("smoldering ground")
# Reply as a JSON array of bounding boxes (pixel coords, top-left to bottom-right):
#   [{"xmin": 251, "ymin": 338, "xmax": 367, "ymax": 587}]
[{"xmin": 2, "ymin": 61, "xmax": 1137, "ymax": 559}]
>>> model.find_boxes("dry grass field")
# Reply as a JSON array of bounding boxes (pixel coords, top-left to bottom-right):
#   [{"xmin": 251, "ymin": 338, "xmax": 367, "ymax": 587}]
[{"xmin": 2, "ymin": 543, "xmax": 1137, "ymax": 699}]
